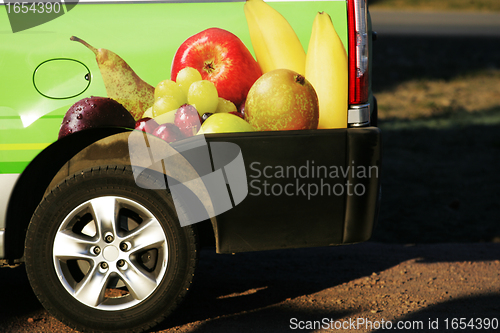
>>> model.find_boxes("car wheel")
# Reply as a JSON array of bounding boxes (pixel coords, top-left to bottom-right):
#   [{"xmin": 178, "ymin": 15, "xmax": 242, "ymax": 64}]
[{"xmin": 25, "ymin": 166, "xmax": 198, "ymax": 333}]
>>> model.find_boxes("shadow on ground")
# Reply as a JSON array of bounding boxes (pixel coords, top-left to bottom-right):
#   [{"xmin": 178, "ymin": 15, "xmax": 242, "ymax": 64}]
[
  {"xmin": 372, "ymin": 111, "xmax": 500, "ymax": 244},
  {"xmin": 1, "ymin": 242, "xmax": 498, "ymax": 331},
  {"xmin": 368, "ymin": 32, "xmax": 500, "ymax": 244},
  {"xmin": 152, "ymin": 243, "xmax": 500, "ymax": 332},
  {"xmin": 372, "ymin": 35, "xmax": 500, "ymax": 92},
  {"xmin": 378, "ymin": 294, "xmax": 500, "ymax": 333}
]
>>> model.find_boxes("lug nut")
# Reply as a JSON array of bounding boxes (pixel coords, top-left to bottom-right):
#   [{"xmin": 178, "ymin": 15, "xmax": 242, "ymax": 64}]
[
  {"xmin": 117, "ymin": 259, "xmax": 126, "ymax": 268},
  {"xmin": 93, "ymin": 246, "xmax": 101, "ymax": 255},
  {"xmin": 100, "ymin": 262, "xmax": 108, "ymax": 269},
  {"xmin": 120, "ymin": 242, "xmax": 128, "ymax": 251},
  {"xmin": 105, "ymin": 235, "xmax": 114, "ymax": 243}
]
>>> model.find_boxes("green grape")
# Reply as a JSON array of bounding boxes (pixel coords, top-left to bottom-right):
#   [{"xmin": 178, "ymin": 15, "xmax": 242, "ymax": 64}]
[
  {"xmin": 176, "ymin": 67, "xmax": 203, "ymax": 96},
  {"xmin": 154, "ymin": 109, "xmax": 176, "ymax": 124},
  {"xmin": 215, "ymin": 97, "xmax": 237, "ymax": 113},
  {"xmin": 155, "ymin": 79, "xmax": 187, "ymax": 105},
  {"xmin": 152, "ymin": 95, "xmax": 182, "ymax": 117},
  {"xmin": 143, "ymin": 106, "xmax": 153, "ymax": 118},
  {"xmin": 187, "ymin": 80, "xmax": 219, "ymax": 116}
]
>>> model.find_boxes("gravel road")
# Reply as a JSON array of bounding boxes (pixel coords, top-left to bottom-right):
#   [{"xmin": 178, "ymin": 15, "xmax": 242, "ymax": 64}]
[{"xmin": 1, "ymin": 242, "xmax": 499, "ymax": 332}]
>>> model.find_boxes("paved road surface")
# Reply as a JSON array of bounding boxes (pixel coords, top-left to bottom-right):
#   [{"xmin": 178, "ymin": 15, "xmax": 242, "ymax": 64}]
[
  {"xmin": 1, "ymin": 242, "xmax": 499, "ymax": 332},
  {"xmin": 370, "ymin": 9, "xmax": 500, "ymax": 36}
]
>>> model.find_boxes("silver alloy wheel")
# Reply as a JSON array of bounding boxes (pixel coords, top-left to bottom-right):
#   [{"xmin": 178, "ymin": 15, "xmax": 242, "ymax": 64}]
[{"xmin": 52, "ymin": 196, "xmax": 169, "ymax": 311}]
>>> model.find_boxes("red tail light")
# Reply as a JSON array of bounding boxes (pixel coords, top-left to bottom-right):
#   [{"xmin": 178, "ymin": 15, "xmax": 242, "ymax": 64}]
[{"xmin": 347, "ymin": 0, "xmax": 369, "ymax": 105}]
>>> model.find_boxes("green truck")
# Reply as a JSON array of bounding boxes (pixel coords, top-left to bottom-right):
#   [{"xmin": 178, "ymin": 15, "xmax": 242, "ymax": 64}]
[{"xmin": 0, "ymin": 0, "xmax": 380, "ymax": 332}]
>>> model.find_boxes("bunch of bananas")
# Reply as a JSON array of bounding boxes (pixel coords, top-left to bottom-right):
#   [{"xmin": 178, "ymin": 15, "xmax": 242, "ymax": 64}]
[{"xmin": 244, "ymin": 0, "xmax": 348, "ymax": 129}]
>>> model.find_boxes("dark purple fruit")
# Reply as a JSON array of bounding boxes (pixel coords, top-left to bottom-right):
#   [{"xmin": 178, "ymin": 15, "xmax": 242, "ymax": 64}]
[
  {"xmin": 135, "ymin": 117, "xmax": 159, "ymax": 134},
  {"xmin": 174, "ymin": 104, "xmax": 202, "ymax": 138},
  {"xmin": 153, "ymin": 123, "xmax": 185, "ymax": 143},
  {"xmin": 239, "ymin": 98, "xmax": 246, "ymax": 118},
  {"xmin": 201, "ymin": 112, "xmax": 214, "ymax": 123},
  {"xmin": 58, "ymin": 97, "xmax": 135, "ymax": 139},
  {"xmin": 229, "ymin": 111, "xmax": 244, "ymax": 119}
]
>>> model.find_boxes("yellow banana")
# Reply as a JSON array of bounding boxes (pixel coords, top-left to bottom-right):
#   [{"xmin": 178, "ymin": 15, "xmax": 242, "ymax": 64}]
[
  {"xmin": 305, "ymin": 12, "xmax": 348, "ymax": 129},
  {"xmin": 244, "ymin": 0, "xmax": 306, "ymax": 75}
]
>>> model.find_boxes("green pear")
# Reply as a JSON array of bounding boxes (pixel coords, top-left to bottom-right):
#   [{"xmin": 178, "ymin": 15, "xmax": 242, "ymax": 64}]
[{"xmin": 71, "ymin": 36, "xmax": 154, "ymax": 121}]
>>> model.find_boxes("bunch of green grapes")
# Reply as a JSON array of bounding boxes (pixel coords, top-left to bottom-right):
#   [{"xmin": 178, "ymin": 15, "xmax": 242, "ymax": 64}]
[
  {"xmin": 152, "ymin": 67, "xmax": 237, "ymax": 119},
  {"xmin": 179, "ymin": 68, "xmax": 220, "ymax": 116},
  {"xmin": 152, "ymin": 79, "xmax": 187, "ymax": 118}
]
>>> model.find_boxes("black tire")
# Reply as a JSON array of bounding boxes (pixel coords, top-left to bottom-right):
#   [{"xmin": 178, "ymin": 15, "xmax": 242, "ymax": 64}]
[{"xmin": 25, "ymin": 166, "xmax": 198, "ymax": 333}]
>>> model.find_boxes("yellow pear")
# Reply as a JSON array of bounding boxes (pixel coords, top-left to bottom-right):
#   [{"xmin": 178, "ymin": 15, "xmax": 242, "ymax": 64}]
[{"xmin": 71, "ymin": 36, "xmax": 154, "ymax": 121}]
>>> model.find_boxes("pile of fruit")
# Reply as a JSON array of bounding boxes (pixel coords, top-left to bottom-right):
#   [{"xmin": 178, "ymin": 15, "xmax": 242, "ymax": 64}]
[
  {"xmin": 137, "ymin": 66, "xmax": 254, "ymax": 142},
  {"xmin": 59, "ymin": 0, "xmax": 347, "ymax": 144}
]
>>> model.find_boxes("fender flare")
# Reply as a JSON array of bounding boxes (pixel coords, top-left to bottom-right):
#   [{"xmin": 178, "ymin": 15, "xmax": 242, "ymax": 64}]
[
  {"xmin": 5, "ymin": 128, "xmax": 217, "ymax": 260},
  {"xmin": 4, "ymin": 127, "xmax": 129, "ymax": 260},
  {"xmin": 46, "ymin": 130, "xmax": 217, "ymax": 235}
]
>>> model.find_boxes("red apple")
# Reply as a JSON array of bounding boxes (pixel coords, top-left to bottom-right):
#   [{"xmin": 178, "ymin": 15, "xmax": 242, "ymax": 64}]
[
  {"xmin": 135, "ymin": 117, "xmax": 159, "ymax": 134},
  {"xmin": 171, "ymin": 28, "xmax": 262, "ymax": 108},
  {"xmin": 174, "ymin": 104, "xmax": 202, "ymax": 137},
  {"xmin": 153, "ymin": 123, "xmax": 185, "ymax": 143}
]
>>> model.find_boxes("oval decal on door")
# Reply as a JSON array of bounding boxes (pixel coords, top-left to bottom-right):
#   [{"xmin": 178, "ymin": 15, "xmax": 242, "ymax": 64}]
[{"xmin": 33, "ymin": 58, "xmax": 91, "ymax": 99}]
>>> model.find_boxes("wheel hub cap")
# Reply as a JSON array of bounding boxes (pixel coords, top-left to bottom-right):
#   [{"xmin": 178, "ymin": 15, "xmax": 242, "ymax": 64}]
[{"xmin": 102, "ymin": 246, "xmax": 119, "ymax": 261}]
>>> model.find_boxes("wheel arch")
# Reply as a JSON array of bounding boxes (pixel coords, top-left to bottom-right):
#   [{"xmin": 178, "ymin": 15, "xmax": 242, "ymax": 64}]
[
  {"xmin": 4, "ymin": 128, "xmax": 216, "ymax": 261},
  {"xmin": 5, "ymin": 128, "xmax": 130, "ymax": 260}
]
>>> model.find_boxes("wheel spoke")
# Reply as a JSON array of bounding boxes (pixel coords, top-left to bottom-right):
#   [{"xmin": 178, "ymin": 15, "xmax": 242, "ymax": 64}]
[
  {"xmin": 89, "ymin": 197, "xmax": 118, "ymax": 239},
  {"xmin": 74, "ymin": 266, "xmax": 109, "ymax": 307},
  {"xmin": 53, "ymin": 230, "xmax": 95, "ymax": 261},
  {"xmin": 49, "ymin": 193, "xmax": 172, "ymax": 311},
  {"xmin": 126, "ymin": 218, "xmax": 166, "ymax": 252},
  {"xmin": 119, "ymin": 265, "xmax": 158, "ymax": 301}
]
